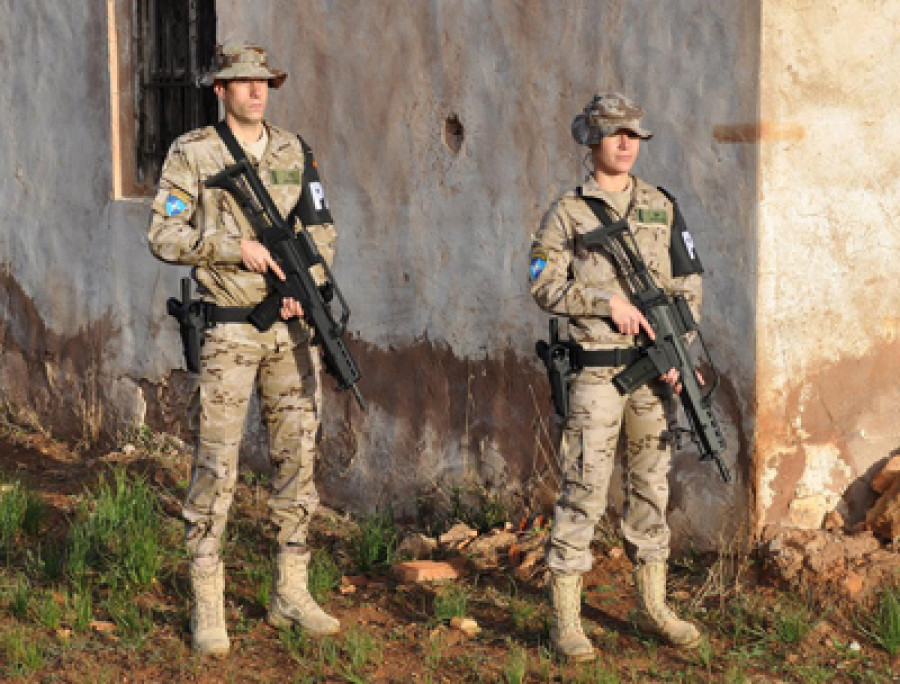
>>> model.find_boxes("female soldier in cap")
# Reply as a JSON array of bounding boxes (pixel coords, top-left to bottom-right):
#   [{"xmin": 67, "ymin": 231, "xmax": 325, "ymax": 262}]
[
  {"xmin": 529, "ymin": 93, "xmax": 704, "ymax": 661},
  {"xmin": 149, "ymin": 42, "xmax": 340, "ymax": 655}
]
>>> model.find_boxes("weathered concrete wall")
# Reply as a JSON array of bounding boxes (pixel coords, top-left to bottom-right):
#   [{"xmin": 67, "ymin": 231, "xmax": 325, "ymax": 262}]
[
  {"xmin": 0, "ymin": 3, "xmax": 146, "ymax": 445},
  {"xmin": 215, "ymin": 0, "xmax": 758, "ymax": 544},
  {"xmin": 756, "ymin": 1, "xmax": 900, "ymax": 530},
  {"xmin": 0, "ymin": 1, "xmax": 761, "ymax": 549}
]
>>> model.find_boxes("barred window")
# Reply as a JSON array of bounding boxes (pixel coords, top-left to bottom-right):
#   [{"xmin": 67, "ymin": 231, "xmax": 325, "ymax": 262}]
[{"xmin": 134, "ymin": 0, "xmax": 218, "ymax": 186}]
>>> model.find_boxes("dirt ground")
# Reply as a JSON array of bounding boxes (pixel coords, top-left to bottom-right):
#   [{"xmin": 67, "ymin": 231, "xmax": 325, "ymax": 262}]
[{"xmin": 0, "ymin": 424, "xmax": 898, "ymax": 683}]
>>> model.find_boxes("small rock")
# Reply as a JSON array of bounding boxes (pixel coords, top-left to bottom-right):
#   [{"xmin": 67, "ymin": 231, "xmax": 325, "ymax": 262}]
[
  {"xmin": 439, "ymin": 523, "xmax": 478, "ymax": 548},
  {"xmin": 396, "ymin": 532, "xmax": 438, "ymax": 560},
  {"xmin": 123, "ymin": 443, "xmax": 136, "ymax": 455},
  {"xmin": 450, "ymin": 616, "xmax": 481, "ymax": 637},
  {"xmin": 871, "ymin": 454, "xmax": 900, "ymax": 494},
  {"xmin": 465, "ymin": 530, "xmax": 517, "ymax": 557},
  {"xmin": 392, "ymin": 560, "xmax": 464, "ymax": 583},
  {"xmin": 823, "ymin": 510, "xmax": 844, "ymax": 532},
  {"xmin": 849, "ymin": 641, "xmax": 861, "ymax": 652},
  {"xmin": 842, "ymin": 571, "xmax": 865, "ymax": 596},
  {"xmin": 866, "ymin": 476, "xmax": 900, "ymax": 541},
  {"xmin": 90, "ymin": 620, "xmax": 117, "ymax": 633}
]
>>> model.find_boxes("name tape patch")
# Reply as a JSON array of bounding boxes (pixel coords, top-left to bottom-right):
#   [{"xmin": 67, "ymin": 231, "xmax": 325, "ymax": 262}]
[
  {"xmin": 271, "ymin": 168, "xmax": 302, "ymax": 185},
  {"xmin": 637, "ymin": 208, "xmax": 668, "ymax": 224}
]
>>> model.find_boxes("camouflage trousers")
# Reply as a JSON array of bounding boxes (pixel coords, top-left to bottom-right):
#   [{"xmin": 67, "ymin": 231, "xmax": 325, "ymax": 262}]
[
  {"xmin": 184, "ymin": 321, "xmax": 321, "ymax": 560},
  {"xmin": 547, "ymin": 367, "xmax": 672, "ymax": 574}
]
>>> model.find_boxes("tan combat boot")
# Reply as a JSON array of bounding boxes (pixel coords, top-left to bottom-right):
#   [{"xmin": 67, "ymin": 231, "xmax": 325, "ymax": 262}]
[
  {"xmin": 634, "ymin": 561, "xmax": 702, "ymax": 648},
  {"xmin": 267, "ymin": 551, "xmax": 340, "ymax": 635},
  {"xmin": 189, "ymin": 556, "xmax": 230, "ymax": 656},
  {"xmin": 549, "ymin": 572, "xmax": 596, "ymax": 662}
]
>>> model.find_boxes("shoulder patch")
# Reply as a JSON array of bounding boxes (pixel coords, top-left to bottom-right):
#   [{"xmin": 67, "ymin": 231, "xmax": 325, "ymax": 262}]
[
  {"xmin": 164, "ymin": 189, "xmax": 191, "ymax": 217},
  {"xmin": 529, "ymin": 245, "xmax": 549, "ymax": 280}
]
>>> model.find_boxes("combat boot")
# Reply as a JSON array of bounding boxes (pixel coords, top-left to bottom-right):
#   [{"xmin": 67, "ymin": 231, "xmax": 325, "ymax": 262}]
[
  {"xmin": 549, "ymin": 572, "xmax": 596, "ymax": 662},
  {"xmin": 267, "ymin": 551, "xmax": 340, "ymax": 635},
  {"xmin": 634, "ymin": 561, "xmax": 702, "ymax": 648},
  {"xmin": 189, "ymin": 556, "xmax": 230, "ymax": 656}
]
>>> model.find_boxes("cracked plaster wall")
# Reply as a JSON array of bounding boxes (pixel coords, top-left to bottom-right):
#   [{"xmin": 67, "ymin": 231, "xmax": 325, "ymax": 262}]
[{"xmin": 755, "ymin": 0, "xmax": 900, "ymax": 530}]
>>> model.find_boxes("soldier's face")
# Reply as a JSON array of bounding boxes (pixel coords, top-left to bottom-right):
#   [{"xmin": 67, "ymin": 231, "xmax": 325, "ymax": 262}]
[
  {"xmin": 591, "ymin": 131, "xmax": 641, "ymax": 177},
  {"xmin": 215, "ymin": 79, "xmax": 269, "ymax": 125}
]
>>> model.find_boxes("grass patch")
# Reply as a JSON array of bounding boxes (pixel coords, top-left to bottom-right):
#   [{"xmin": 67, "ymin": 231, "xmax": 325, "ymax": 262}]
[
  {"xmin": 772, "ymin": 599, "xmax": 815, "ymax": 645},
  {"xmin": 859, "ymin": 583, "xmax": 900, "ymax": 655},
  {"xmin": 503, "ymin": 642, "xmax": 527, "ymax": 683},
  {"xmin": 433, "ymin": 583, "xmax": 469, "ymax": 623},
  {"xmin": 0, "ymin": 481, "xmax": 45, "ymax": 562},
  {"xmin": 1, "ymin": 626, "xmax": 45, "ymax": 676},
  {"xmin": 65, "ymin": 465, "xmax": 163, "ymax": 593},
  {"xmin": 349, "ymin": 509, "xmax": 400, "ymax": 574},
  {"xmin": 309, "ymin": 547, "xmax": 342, "ymax": 604}
]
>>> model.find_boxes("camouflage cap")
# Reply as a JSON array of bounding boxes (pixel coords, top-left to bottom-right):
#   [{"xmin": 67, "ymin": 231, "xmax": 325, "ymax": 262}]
[
  {"xmin": 571, "ymin": 92, "xmax": 652, "ymax": 146},
  {"xmin": 200, "ymin": 42, "xmax": 287, "ymax": 88}
]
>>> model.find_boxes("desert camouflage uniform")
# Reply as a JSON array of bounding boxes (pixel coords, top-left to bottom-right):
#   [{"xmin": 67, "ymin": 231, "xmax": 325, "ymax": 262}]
[
  {"xmin": 149, "ymin": 122, "xmax": 336, "ymax": 559},
  {"xmin": 530, "ymin": 175, "xmax": 702, "ymax": 572}
]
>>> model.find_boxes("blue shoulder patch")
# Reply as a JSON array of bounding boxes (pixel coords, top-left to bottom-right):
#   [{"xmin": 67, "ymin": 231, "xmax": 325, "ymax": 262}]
[
  {"xmin": 165, "ymin": 192, "xmax": 188, "ymax": 217},
  {"xmin": 529, "ymin": 257, "xmax": 547, "ymax": 280}
]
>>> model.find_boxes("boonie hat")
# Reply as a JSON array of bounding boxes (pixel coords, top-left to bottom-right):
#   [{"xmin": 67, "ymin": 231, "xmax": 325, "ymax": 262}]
[
  {"xmin": 571, "ymin": 92, "xmax": 652, "ymax": 146},
  {"xmin": 200, "ymin": 42, "xmax": 287, "ymax": 88}
]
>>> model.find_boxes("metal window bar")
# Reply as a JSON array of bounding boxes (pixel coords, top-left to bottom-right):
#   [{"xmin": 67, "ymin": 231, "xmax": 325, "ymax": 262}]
[{"xmin": 136, "ymin": 0, "xmax": 216, "ymax": 185}]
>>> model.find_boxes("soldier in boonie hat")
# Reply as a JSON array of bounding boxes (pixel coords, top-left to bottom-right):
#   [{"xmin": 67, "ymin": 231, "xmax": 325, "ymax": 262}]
[
  {"xmin": 571, "ymin": 92, "xmax": 652, "ymax": 146},
  {"xmin": 200, "ymin": 42, "xmax": 287, "ymax": 88}
]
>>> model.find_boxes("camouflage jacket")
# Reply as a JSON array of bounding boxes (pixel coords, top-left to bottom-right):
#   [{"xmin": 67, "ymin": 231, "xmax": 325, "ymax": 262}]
[
  {"xmin": 148, "ymin": 121, "xmax": 336, "ymax": 309},
  {"xmin": 529, "ymin": 176, "xmax": 702, "ymax": 348}
]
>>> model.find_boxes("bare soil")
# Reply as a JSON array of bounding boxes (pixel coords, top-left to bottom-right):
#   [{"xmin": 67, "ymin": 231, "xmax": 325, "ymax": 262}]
[{"xmin": 0, "ymin": 426, "xmax": 898, "ymax": 683}]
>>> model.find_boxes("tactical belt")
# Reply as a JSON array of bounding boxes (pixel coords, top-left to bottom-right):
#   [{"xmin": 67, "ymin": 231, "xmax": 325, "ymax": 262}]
[
  {"xmin": 572, "ymin": 345, "xmax": 641, "ymax": 369},
  {"xmin": 208, "ymin": 304, "xmax": 256, "ymax": 325}
]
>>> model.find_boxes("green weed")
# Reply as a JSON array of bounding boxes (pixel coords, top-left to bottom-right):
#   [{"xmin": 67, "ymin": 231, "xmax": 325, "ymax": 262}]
[
  {"xmin": 0, "ymin": 481, "xmax": 45, "ymax": 560},
  {"xmin": 349, "ymin": 509, "xmax": 400, "ymax": 574},
  {"xmin": 11, "ymin": 574, "xmax": 30, "ymax": 618},
  {"xmin": 509, "ymin": 596, "xmax": 538, "ymax": 632},
  {"xmin": 433, "ymin": 583, "xmax": 469, "ymax": 623},
  {"xmin": 772, "ymin": 600, "xmax": 815, "ymax": 645},
  {"xmin": 503, "ymin": 642, "xmax": 527, "ymax": 684},
  {"xmin": 1, "ymin": 627, "xmax": 45, "ymax": 676},
  {"xmin": 344, "ymin": 626, "xmax": 381, "ymax": 675},
  {"xmin": 280, "ymin": 625, "xmax": 312, "ymax": 663},
  {"xmin": 859, "ymin": 583, "xmax": 900, "ymax": 655},
  {"xmin": 450, "ymin": 483, "xmax": 507, "ymax": 534},
  {"xmin": 71, "ymin": 584, "xmax": 94, "ymax": 632},
  {"xmin": 308, "ymin": 547, "xmax": 342, "ymax": 604},
  {"xmin": 65, "ymin": 466, "xmax": 163, "ymax": 593},
  {"xmin": 35, "ymin": 588, "xmax": 64, "ymax": 629}
]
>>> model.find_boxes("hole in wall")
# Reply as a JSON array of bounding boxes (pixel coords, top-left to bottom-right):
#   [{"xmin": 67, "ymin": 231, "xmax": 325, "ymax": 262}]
[{"xmin": 442, "ymin": 114, "xmax": 465, "ymax": 154}]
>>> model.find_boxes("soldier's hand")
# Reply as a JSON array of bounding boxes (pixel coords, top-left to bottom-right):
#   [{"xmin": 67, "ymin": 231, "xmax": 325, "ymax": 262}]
[
  {"xmin": 241, "ymin": 239, "xmax": 286, "ymax": 280},
  {"xmin": 280, "ymin": 297, "xmax": 304, "ymax": 320},
  {"xmin": 661, "ymin": 367, "xmax": 682, "ymax": 393},
  {"xmin": 610, "ymin": 294, "xmax": 655, "ymax": 339}
]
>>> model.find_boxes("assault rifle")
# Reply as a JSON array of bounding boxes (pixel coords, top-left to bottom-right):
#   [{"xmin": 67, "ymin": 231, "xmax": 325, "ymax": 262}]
[
  {"xmin": 204, "ymin": 160, "xmax": 365, "ymax": 410},
  {"xmin": 582, "ymin": 219, "xmax": 730, "ymax": 482}
]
